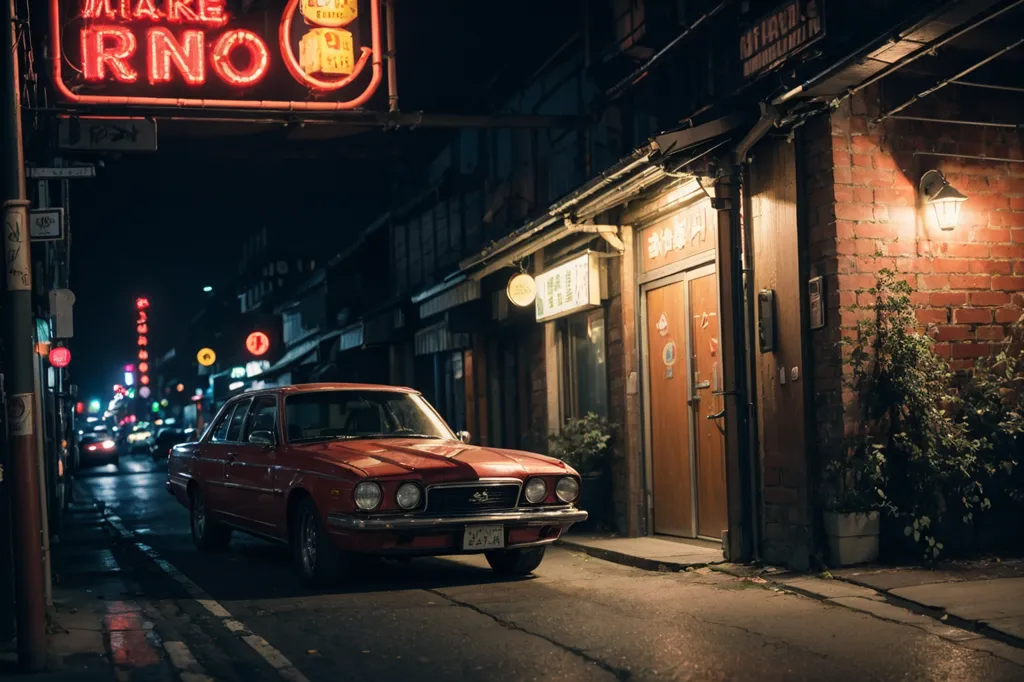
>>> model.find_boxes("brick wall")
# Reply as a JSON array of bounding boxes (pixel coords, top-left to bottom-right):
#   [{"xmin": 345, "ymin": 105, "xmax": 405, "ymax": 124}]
[{"xmin": 806, "ymin": 84, "xmax": 1024, "ymax": 451}]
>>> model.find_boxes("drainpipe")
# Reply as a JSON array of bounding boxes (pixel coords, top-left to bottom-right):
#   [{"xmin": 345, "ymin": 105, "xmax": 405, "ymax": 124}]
[{"xmin": 726, "ymin": 102, "xmax": 780, "ymax": 562}]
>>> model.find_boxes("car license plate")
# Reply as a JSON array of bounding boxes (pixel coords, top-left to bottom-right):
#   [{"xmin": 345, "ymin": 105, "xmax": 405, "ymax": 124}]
[{"xmin": 463, "ymin": 525, "xmax": 504, "ymax": 551}]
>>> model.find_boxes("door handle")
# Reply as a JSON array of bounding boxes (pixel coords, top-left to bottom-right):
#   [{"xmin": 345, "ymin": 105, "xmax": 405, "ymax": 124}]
[
  {"xmin": 225, "ymin": 452, "xmax": 237, "ymax": 463},
  {"xmin": 706, "ymin": 409, "xmax": 726, "ymax": 420}
]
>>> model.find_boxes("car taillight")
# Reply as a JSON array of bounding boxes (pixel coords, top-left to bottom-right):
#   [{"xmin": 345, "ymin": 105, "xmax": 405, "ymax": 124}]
[{"xmin": 87, "ymin": 445, "xmax": 97, "ymax": 452}]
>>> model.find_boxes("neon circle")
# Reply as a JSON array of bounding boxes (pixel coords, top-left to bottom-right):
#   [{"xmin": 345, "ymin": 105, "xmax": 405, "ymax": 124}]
[
  {"xmin": 246, "ymin": 332, "xmax": 270, "ymax": 356},
  {"xmin": 278, "ymin": 0, "xmax": 372, "ymax": 91}
]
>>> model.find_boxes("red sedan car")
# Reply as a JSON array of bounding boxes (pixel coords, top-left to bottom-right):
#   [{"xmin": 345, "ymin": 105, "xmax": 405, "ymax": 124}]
[{"xmin": 167, "ymin": 383, "xmax": 587, "ymax": 586}]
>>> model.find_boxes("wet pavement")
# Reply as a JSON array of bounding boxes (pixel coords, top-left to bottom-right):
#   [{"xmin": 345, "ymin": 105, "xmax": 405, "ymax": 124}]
[{"xmin": 67, "ymin": 455, "xmax": 1024, "ymax": 682}]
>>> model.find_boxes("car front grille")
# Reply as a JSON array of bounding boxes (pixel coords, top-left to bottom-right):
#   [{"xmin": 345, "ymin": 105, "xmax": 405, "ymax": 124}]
[{"xmin": 426, "ymin": 483, "xmax": 520, "ymax": 515}]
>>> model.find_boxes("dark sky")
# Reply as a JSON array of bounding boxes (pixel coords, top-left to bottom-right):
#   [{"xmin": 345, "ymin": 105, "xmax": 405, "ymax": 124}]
[{"xmin": 66, "ymin": 1, "xmax": 582, "ymax": 402}]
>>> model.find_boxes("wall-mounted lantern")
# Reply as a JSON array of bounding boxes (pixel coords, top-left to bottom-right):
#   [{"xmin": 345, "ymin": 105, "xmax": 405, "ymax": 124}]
[{"xmin": 919, "ymin": 169, "xmax": 967, "ymax": 231}]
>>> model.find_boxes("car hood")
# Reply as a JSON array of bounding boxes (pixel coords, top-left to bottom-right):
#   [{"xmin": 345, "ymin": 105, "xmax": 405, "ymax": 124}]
[{"xmin": 291, "ymin": 438, "xmax": 573, "ymax": 482}]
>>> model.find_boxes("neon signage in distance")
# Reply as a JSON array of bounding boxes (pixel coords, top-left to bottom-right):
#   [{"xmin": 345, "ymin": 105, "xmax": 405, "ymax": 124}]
[{"xmin": 50, "ymin": 0, "xmax": 384, "ymax": 110}]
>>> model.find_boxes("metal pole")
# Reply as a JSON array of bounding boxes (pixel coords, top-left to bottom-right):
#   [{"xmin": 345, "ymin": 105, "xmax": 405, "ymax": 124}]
[
  {"xmin": 385, "ymin": 0, "xmax": 398, "ymax": 114},
  {"xmin": 2, "ymin": 0, "xmax": 48, "ymax": 670},
  {"xmin": 31, "ymin": 351, "xmax": 52, "ymax": 608}
]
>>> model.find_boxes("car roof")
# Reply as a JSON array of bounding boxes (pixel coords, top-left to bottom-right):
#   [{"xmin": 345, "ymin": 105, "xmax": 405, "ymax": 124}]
[{"xmin": 237, "ymin": 383, "xmax": 420, "ymax": 400}]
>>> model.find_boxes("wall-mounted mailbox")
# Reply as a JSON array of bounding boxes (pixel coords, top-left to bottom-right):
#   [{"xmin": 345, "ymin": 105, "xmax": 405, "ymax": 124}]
[
  {"xmin": 758, "ymin": 289, "xmax": 776, "ymax": 353},
  {"xmin": 808, "ymin": 276, "xmax": 825, "ymax": 330}
]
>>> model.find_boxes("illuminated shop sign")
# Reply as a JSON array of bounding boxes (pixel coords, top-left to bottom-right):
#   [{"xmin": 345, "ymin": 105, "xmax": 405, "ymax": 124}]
[
  {"xmin": 50, "ymin": 0, "xmax": 383, "ymax": 110},
  {"xmin": 534, "ymin": 252, "xmax": 602, "ymax": 323}
]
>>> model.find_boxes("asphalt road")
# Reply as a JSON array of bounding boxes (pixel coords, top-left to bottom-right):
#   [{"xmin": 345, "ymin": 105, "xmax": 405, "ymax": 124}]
[{"xmin": 72, "ymin": 455, "xmax": 1024, "ymax": 682}]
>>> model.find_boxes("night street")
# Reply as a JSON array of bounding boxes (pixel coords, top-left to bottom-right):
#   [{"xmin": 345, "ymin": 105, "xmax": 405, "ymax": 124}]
[{"xmin": 61, "ymin": 455, "xmax": 1024, "ymax": 682}]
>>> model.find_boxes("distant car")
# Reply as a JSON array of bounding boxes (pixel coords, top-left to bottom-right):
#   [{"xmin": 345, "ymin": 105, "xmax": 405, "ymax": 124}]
[
  {"xmin": 167, "ymin": 383, "xmax": 587, "ymax": 586},
  {"xmin": 78, "ymin": 433, "xmax": 119, "ymax": 468},
  {"xmin": 152, "ymin": 428, "xmax": 192, "ymax": 460}
]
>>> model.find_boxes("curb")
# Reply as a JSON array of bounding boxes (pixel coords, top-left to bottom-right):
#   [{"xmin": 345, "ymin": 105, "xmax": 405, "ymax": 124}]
[
  {"xmin": 556, "ymin": 538, "xmax": 723, "ymax": 572},
  {"xmin": 828, "ymin": 573, "xmax": 1024, "ymax": 651}
]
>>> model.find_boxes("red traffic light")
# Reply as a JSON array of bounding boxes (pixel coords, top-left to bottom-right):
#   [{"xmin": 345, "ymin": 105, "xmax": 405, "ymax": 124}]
[
  {"xmin": 75, "ymin": 402, "xmax": 85, "ymax": 414},
  {"xmin": 136, "ymin": 297, "xmax": 150, "ymax": 310},
  {"xmin": 49, "ymin": 346, "xmax": 71, "ymax": 368}
]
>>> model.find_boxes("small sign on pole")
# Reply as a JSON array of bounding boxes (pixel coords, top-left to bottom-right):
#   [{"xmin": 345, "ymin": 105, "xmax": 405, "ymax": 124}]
[
  {"xmin": 26, "ymin": 165, "xmax": 96, "ymax": 179},
  {"xmin": 29, "ymin": 208, "xmax": 64, "ymax": 241}
]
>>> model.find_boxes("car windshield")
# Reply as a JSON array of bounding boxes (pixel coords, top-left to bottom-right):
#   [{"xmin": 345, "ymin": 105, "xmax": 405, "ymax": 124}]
[{"xmin": 283, "ymin": 390, "xmax": 454, "ymax": 443}]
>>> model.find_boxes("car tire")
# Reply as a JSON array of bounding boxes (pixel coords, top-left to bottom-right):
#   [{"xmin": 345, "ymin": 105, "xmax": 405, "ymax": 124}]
[
  {"xmin": 190, "ymin": 487, "xmax": 231, "ymax": 551},
  {"xmin": 293, "ymin": 497, "xmax": 350, "ymax": 588},
  {"xmin": 485, "ymin": 546, "xmax": 547, "ymax": 576}
]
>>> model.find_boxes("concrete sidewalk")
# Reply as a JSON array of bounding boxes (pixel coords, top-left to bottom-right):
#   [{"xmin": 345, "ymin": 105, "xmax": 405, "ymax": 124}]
[
  {"xmin": 558, "ymin": 532, "xmax": 1024, "ymax": 653},
  {"xmin": 831, "ymin": 559, "xmax": 1024, "ymax": 647},
  {"xmin": 0, "ymin": 501, "xmax": 202, "ymax": 681}
]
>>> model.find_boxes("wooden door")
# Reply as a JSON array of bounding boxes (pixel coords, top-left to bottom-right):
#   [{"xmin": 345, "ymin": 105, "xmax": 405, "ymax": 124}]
[
  {"xmin": 689, "ymin": 272, "xmax": 729, "ymax": 539},
  {"xmin": 645, "ymin": 281, "xmax": 692, "ymax": 536}
]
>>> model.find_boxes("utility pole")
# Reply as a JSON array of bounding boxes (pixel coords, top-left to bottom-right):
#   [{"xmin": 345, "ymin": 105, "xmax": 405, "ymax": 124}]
[{"xmin": 2, "ymin": 0, "xmax": 48, "ymax": 671}]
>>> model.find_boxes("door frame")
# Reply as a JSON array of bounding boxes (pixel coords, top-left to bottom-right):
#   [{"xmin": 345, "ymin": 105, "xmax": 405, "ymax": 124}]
[{"xmin": 639, "ymin": 251, "xmax": 720, "ymax": 539}]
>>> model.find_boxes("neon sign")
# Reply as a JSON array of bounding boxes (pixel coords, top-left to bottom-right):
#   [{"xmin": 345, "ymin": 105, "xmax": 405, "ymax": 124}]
[{"xmin": 51, "ymin": 0, "xmax": 383, "ymax": 110}]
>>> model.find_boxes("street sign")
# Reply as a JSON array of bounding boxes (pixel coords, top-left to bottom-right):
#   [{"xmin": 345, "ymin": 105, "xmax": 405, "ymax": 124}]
[
  {"xmin": 246, "ymin": 332, "xmax": 270, "ymax": 356},
  {"xmin": 26, "ymin": 165, "xmax": 96, "ymax": 179},
  {"xmin": 58, "ymin": 118, "xmax": 158, "ymax": 152},
  {"xmin": 29, "ymin": 208, "xmax": 64, "ymax": 241},
  {"xmin": 48, "ymin": 347, "xmax": 71, "ymax": 368}
]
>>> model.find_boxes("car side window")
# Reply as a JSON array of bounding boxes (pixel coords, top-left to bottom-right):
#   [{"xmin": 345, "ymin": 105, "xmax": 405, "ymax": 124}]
[
  {"xmin": 210, "ymin": 406, "xmax": 235, "ymax": 443},
  {"xmin": 225, "ymin": 399, "xmax": 253, "ymax": 442},
  {"xmin": 245, "ymin": 396, "xmax": 278, "ymax": 441}
]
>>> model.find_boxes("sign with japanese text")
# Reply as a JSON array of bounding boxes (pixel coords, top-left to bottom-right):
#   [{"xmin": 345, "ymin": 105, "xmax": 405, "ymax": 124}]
[
  {"xmin": 639, "ymin": 199, "xmax": 716, "ymax": 274},
  {"xmin": 30, "ymin": 209, "xmax": 65, "ymax": 241},
  {"xmin": 535, "ymin": 251, "xmax": 601, "ymax": 323},
  {"xmin": 739, "ymin": 0, "xmax": 823, "ymax": 81},
  {"xmin": 50, "ymin": 0, "xmax": 383, "ymax": 111}
]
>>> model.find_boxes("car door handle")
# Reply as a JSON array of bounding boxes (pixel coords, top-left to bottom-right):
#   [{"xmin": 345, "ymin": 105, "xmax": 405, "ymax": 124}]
[{"xmin": 225, "ymin": 452, "xmax": 237, "ymax": 463}]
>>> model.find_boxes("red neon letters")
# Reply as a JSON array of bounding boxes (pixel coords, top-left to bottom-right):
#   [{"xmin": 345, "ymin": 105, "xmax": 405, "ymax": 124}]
[{"xmin": 80, "ymin": 0, "xmax": 268, "ymax": 87}]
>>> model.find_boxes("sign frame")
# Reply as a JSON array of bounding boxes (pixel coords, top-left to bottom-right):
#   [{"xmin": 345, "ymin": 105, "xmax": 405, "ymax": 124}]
[
  {"xmin": 49, "ymin": 0, "xmax": 384, "ymax": 112},
  {"xmin": 534, "ymin": 251, "xmax": 603, "ymax": 323},
  {"xmin": 30, "ymin": 208, "xmax": 65, "ymax": 241},
  {"xmin": 26, "ymin": 166, "xmax": 96, "ymax": 179}
]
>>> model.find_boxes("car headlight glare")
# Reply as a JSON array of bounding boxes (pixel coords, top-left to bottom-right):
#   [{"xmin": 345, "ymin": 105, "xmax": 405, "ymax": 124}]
[
  {"xmin": 555, "ymin": 476, "xmax": 580, "ymax": 503},
  {"xmin": 524, "ymin": 477, "xmax": 547, "ymax": 504},
  {"xmin": 353, "ymin": 481, "xmax": 382, "ymax": 510},
  {"xmin": 396, "ymin": 482, "xmax": 422, "ymax": 510}
]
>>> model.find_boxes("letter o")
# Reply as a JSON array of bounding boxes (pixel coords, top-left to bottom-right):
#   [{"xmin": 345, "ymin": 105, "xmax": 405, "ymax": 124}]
[{"xmin": 210, "ymin": 29, "xmax": 270, "ymax": 86}]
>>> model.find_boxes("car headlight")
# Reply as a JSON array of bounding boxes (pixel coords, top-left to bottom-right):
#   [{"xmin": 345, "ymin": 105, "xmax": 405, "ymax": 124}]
[
  {"xmin": 396, "ymin": 482, "xmax": 422, "ymax": 510},
  {"xmin": 523, "ymin": 477, "xmax": 547, "ymax": 504},
  {"xmin": 353, "ymin": 481, "xmax": 382, "ymax": 510},
  {"xmin": 555, "ymin": 476, "xmax": 580, "ymax": 503}
]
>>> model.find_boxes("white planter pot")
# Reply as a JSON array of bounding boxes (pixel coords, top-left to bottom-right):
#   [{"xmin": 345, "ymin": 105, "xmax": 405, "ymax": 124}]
[{"xmin": 823, "ymin": 510, "xmax": 880, "ymax": 567}]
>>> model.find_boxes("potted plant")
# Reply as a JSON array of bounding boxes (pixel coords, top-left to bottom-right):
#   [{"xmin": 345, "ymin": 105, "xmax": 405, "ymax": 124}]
[
  {"xmin": 821, "ymin": 442, "xmax": 886, "ymax": 567},
  {"xmin": 548, "ymin": 413, "xmax": 615, "ymax": 529}
]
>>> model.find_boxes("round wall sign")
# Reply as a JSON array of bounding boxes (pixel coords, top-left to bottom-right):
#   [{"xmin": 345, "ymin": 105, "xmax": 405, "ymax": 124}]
[
  {"xmin": 506, "ymin": 273, "xmax": 537, "ymax": 307},
  {"xmin": 246, "ymin": 331, "xmax": 270, "ymax": 356},
  {"xmin": 662, "ymin": 341, "xmax": 678, "ymax": 367},
  {"xmin": 49, "ymin": 347, "xmax": 72, "ymax": 368},
  {"xmin": 197, "ymin": 348, "xmax": 217, "ymax": 367}
]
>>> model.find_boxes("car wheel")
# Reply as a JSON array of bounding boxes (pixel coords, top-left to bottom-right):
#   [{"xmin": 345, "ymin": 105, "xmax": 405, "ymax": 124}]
[
  {"xmin": 485, "ymin": 546, "xmax": 547, "ymax": 576},
  {"xmin": 190, "ymin": 487, "xmax": 231, "ymax": 551},
  {"xmin": 293, "ymin": 497, "xmax": 350, "ymax": 588}
]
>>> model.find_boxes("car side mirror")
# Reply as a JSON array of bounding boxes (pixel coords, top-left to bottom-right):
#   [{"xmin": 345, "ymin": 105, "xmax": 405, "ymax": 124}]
[
  {"xmin": 457, "ymin": 430, "xmax": 471, "ymax": 444},
  {"xmin": 249, "ymin": 431, "xmax": 276, "ymax": 447}
]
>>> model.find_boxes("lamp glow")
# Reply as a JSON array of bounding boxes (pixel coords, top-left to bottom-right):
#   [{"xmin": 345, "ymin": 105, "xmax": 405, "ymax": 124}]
[{"xmin": 920, "ymin": 169, "xmax": 967, "ymax": 232}]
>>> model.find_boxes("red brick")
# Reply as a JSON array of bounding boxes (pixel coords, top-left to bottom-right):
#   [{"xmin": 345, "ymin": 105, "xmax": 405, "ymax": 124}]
[
  {"xmin": 970, "ymin": 260, "xmax": 1012, "ymax": 275},
  {"xmin": 873, "ymin": 155, "xmax": 902, "ymax": 172},
  {"xmin": 916, "ymin": 308, "xmax": 948, "ymax": 324},
  {"xmin": 954, "ymin": 308, "xmax": 992, "ymax": 324},
  {"xmin": 949, "ymin": 275, "xmax": 991, "ymax": 290},
  {"xmin": 909, "ymin": 292, "xmax": 930, "ymax": 306},
  {"xmin": 875, "ymin": 187, "xmax": 915, "ymax": 205},
  {"xmin": 856, "ymin": 257, "xmax": 895, "ymax": 272},
  {"xmin": 1014, "ymin": 228, "xmax": 1024, "ymax": 243},
  {"xmin": 899, "ymin": 259, "xmax": 932, "ymax": 273},
  {"xmin": 946, "ymin": 243, "xmax": 990, "ymax": 258},
  {"xmin": 931, "ymin": 292, "xmax": 968, "ymax": 306},
  {"xmin": 974, "ymin": 228, "xmax": 1012, "ymax": 243},
  {"xmin": 995, "ymin": 308, "xmax": 1024, "ymax": 324},
  {"xmin": 1006, "ymin": 214, "xmax": 1024, "ymax": 228},
  {"xmin": 836, "ymin": 203, "xmax": 875, "ymax": 221},
  {"xmin": 885, "ymin": 241, "xmax": 917, "ymax": 256},
  {"xmin": 951, "ymin": 343, "xmax": 991, "ymax": 359},
  {"xmin": 835, "ymin": 221, "xmax": 856, "ymax": 239},
  {"xmin": 851, "ymin": 136, "xmax": 880, "ymax": 153},
  {"xmin": 934, "ymin": 326, "xmax": 971, "ymax": 341},
  {"xmin": 854, "ymin": 224, "xmax": 900, "ymax": 239},
  {"xmin": 873, "ymin": 205, "xmax": 889, "ymax": 221},
  {"xmin": 933, "ymin": 258, "xmax": 970, "ymax": 273},
  {"xmin": 977, "ymin": 326, "xmax": 1005, "ymax": 341},
  {"xmin": 853, "ymin": 187, "xmax": 873, "ymax": 203},
  {"xmin": 852, "ymin": 168, "xmax": 894, "ymax": 187},
  {"xmin": 993, "ymin": 276, "xmax": 1024, "ymax": 291},
  {"xmin": 834, "ymin": 167, "xmax": 853, "ymax": 185},
  {"xmin": 837, "ymin": 274, "xmax": 878, "ymax": 290},
  {"xmin": 932, "ymin": 342, "xmax": 952, "ymax": 358},
  {"xmin": 918, "ymin": 275, "xmax": 950, "ymax": 290},
  {"xmin": 834, "ymin": 186, "xmax": 854, "ymax": 203},
  {"xmin": 1010, "ymin": 197, "xmax": 1024, "ymax": 210},
  {"xmin": 852, "ymin": 153, "xmax": 872, "ymax": 168},
  {"xmin": 970, "ymin": 291, "xmax": 1011, "ymax": 306},
  {"xmin": 949, "ymin": 359, "xmax": 975, "ymax": 372},
  {"xmin": 991, "ymin": 244, "xmax": 1024, "ymax": 258}
]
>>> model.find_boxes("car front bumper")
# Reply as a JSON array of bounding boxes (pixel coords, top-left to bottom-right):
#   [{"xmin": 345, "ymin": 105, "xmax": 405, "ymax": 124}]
[{"xmin": 326, "ymin": 506, "xmax": 588, "ymax": 532}]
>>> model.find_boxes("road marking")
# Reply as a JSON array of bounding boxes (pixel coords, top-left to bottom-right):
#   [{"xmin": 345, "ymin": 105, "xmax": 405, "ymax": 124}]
[{"xmin": 106, "ymin": 512, "xmax": 311, "ymax": 682}]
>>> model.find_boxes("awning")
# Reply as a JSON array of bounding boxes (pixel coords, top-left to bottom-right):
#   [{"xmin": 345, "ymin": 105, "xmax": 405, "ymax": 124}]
[
  {"xmin": 337, "ymin": 323, "xmax": 364, "ymax": 353},
  {"xmin": 262, "ymin": 328, "xmax": 344, "ymax": 377},
  {"xmin": 459, "ymin": 113, "xmax": 743, "ymax": 280},
  {"xmin": 412, "ymin": 276, "xmax": 482, "ymax": 319},
  {"xmin": 414, "ymin": 320, "xmax": 470, "ymax": 356}
]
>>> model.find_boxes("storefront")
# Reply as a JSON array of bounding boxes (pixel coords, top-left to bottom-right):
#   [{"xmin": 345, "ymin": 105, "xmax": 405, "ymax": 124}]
[{"xmin": 625, "ymin": 179, "xmax": 728, "ymax": 542}]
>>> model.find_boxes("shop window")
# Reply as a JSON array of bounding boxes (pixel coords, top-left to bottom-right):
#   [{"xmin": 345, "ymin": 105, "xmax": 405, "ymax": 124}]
[{"xmin": 559, "ymin": 309, "xmax": 609, "ymax": 420}]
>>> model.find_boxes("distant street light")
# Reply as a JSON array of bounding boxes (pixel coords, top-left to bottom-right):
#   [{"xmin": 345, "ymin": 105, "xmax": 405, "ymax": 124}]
[{"xmin": 202, "ymin": 286, "xmax": 213, "ymax": 293}]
